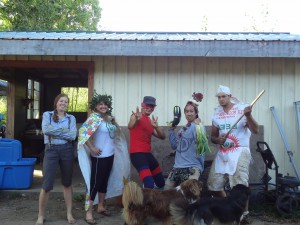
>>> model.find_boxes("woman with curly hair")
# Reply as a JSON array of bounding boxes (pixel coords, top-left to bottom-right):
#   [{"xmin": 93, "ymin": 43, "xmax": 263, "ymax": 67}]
[{"xmin": 77, "ymin": 91, "xmax": 130, "ymax": 224}]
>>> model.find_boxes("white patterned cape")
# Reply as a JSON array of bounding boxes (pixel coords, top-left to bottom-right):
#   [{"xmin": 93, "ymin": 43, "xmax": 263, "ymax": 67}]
[{"xmin": 77, "ymin": 113, "xmax": 130, "ymax": 210}]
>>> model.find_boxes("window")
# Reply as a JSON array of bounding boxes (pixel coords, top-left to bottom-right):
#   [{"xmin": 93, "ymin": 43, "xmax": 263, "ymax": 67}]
[
  {"xmin": 27, "ymin": 79, "xmax": 40, "ymax": 119},
  {"xmin": 0, "ymin": 79, "xmax": 7, "ymax": 124},
  {"xmin": 61, "ymin": 87, "xmax": 88, "ymax": 112}
]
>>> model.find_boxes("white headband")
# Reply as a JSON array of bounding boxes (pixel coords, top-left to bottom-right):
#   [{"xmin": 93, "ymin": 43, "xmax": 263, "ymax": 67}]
[
  {"xmin": 216, "ymin": 85, "xmax": 231, "ymax": 96},
  {"xmin": 187, "ymin": 98, "xmax": 199, "ymax": 106}
]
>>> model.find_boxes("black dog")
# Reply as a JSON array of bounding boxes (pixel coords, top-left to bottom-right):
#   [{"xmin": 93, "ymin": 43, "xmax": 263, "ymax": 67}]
[{"xmin": 170, "ymin": 184, "xmax": 250, "ymax": 225}]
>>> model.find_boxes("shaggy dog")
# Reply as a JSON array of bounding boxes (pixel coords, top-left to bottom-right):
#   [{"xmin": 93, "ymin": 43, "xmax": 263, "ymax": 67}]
[
  {"xmin": 170, "ymin": 184, "xmax": 250, "ymax": 225},
  {"xmin": 122, "ymin": 178, "xmax": 203, "ymax": 225}
]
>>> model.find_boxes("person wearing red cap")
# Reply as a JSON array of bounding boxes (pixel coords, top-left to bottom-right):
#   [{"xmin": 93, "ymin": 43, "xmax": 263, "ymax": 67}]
[{"xmin": 128, "ymin": 96, "xmax": 166, "ymax": 189}]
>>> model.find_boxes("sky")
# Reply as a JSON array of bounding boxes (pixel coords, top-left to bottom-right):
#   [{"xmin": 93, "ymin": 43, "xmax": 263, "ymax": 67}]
[{"xmin": 98, "ymin": 0, "xmax": 300, "ymax": 34}]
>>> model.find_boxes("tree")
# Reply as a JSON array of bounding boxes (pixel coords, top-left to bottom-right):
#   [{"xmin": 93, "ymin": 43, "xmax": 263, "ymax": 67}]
[
  {"xmin": 0, "ymin": 0, "xmax": 101, "ymax": 31},
  {"xmin": 62, "ymin": 87, "xmax": 88, "ymax": 112}
]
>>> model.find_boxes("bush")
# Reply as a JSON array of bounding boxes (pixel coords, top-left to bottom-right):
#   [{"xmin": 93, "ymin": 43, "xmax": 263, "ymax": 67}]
[{"xmin": 0, "ymin": 96, "xmax": 7, "ymax": 124}]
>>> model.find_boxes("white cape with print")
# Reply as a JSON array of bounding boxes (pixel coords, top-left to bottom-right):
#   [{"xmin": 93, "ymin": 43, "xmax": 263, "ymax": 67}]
[{"xmin": 78, "ymin": 131, "xmax": 130, "ymax": 209}]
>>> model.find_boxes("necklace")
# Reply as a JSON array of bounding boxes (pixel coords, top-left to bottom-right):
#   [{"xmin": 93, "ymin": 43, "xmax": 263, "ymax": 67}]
[
  {"xmin": 178, "ymin": 123, "xmax": 191, "ymax": 138},
  {"xmin": 106, "ymin": 122, "xmax": 116, "ymax": 139}
]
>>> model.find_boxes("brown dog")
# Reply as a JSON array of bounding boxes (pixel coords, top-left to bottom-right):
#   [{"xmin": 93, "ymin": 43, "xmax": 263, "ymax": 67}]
[{"xmin": 122, "ymin": 178, "xmax": 203, "ymax": 225}]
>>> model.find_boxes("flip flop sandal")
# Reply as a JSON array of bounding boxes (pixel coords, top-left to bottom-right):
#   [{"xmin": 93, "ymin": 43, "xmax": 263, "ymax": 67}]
[
  {"xmin": 172, "ymin": 105, "xmax": 181, "ymax": 127},
  {"xmin": 98, "ymin": 210, "xmax": 111, "ymax": 217}
]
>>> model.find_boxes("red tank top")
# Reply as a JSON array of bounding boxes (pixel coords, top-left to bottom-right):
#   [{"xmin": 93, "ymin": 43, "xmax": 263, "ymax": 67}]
[{"xmin": 129, "ymin": 114, "xmax": 154, "ymax": 153}]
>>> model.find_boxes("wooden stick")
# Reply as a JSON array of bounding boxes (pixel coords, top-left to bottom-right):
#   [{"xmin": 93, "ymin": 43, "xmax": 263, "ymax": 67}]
[
  {"xmin": 250, "ymin": 90, "xmax": 265, "ymax": 107},
  {"xmin": 224, "ymin": 90, "xmax": 265, "ymax": 138}
]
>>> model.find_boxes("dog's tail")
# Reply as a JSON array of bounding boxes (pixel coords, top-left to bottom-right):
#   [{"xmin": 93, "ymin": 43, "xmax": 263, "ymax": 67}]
[
  {"xmin": 170, "ymin": 198, "xmax": 194, "ymax": 225},
  {"xmin": 122, "ymin": 180, "xmax": 144, "ymax": 225},
  {"xmin": 122, "ymin": 180, "xmax": 143, "ymax": 207}
]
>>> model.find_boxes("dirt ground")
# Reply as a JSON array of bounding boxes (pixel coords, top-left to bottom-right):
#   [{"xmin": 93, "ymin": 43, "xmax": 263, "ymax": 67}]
[
  {"xmin": 0, "ymin": 162, "xmax": 299, "ymax": 225},
  {"xmin": 0, "ymin": 191, "xmax": 123, "ymax": 225},
  {"xmin": 0, "ymin": 191, "xmax": 299, "ymax": 225}
]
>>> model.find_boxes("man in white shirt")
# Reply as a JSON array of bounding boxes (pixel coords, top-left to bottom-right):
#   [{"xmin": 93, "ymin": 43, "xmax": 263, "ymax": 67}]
[{"xmin": 207, "ymin": 85, "xmax": 259, "ymax": 216}]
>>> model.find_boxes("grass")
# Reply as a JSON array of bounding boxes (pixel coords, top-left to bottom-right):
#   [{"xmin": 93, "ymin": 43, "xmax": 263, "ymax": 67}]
[
  {"xmin": 73, "ymin": 193, "xmax": 85, "ymax": 202},
  {"xmin": 250, "ymin": 197, "xmax": 300, "ymax": 223}
]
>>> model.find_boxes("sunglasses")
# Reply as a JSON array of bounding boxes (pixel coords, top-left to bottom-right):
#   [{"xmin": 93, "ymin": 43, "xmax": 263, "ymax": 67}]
[{"xmin": 144, "ymin": 104, "xmax": 156, "ymax": 110}]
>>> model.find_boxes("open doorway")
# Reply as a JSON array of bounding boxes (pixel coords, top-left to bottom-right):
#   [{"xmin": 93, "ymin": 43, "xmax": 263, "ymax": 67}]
[
  {"xmin": 0, "ymin": 60, "xmax": 94, "ymax": 158},
  {"xmin": 0, "ymin": 79, "xmax": 7, "ymax": 138}
]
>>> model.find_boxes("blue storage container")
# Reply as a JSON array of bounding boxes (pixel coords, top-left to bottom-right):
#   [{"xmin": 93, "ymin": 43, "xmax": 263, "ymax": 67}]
[
  {"xmin": 0, "ymin": 158, "xmax": 37, "ymax": 189},
  {"xmin": 0, "ymin": 138, "xmax": 22, "ymax": 161}
]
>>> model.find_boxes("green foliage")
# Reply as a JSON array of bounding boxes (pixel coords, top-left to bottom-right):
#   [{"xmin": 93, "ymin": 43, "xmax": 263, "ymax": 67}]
[
  {"xmin": 73, "ymin": 193, "xmax": 85, "ymax": 202},
  {"xmin": 0, "ymin": 0, "xmax": 101, "ymax": 31},
  {"xmin": 195, "ymin": 124, "xmax": 210, "ymax": 155},
  {"xmin": 61, "ymin": 87, "xmax": 88, "ymax": 112},
  {"xmin": 0, "ymin": 96, "xmax": 7, "ymax": 124},
  {"xmin": 89, "ymin": 90, "xmax": 113, "ymax": 115},
  {"xmin": 250, "ymin": 201, "xmax": 300, "ymax": 223}
]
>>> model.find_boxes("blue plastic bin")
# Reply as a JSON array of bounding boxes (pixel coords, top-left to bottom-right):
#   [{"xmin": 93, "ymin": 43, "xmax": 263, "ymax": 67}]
[
  {"xmin": 0, "ymin": 138, "xmax": 22, "ymax": 161},
  {"xmin": 0, "ymin": 158, "xmax": 37, "ymax": 189}
]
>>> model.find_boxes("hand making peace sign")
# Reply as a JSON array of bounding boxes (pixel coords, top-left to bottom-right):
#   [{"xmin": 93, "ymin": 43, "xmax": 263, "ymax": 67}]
[
  {"xmin": 151, "ymin": 115, "xmax": 159, "ymax": 128},
  {"xmin": 132, "ymin": 106, "xmax": 142, "ymax": 121}
]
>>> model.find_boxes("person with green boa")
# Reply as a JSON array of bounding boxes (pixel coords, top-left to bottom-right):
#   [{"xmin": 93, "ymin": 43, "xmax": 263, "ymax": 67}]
[
  {"xmin": 77, "ymin": 91, "xmax": 130, "ymax": 224},
  {"xmin": 165, "ymin": 93, "xmax": 210, "ymax": 189}
]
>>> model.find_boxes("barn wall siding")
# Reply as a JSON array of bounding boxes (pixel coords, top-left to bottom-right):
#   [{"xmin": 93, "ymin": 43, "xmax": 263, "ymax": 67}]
[
  {"xmin": 1, "ymin": 56, "xmax": 299, "ymax": 180},
  {"xmin": 93, "ymin": 56, "xmax": 300, "ymax": 178}
]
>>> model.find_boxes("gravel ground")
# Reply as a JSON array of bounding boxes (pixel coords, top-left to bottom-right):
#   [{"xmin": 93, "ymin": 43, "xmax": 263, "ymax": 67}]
[
  {"xmin": 1, "ymin": 162, "xmax": 299, "ymax": 225},
  {"xmin": 0, "ymin": 191, "xmax": 299, "ymax": 225}
]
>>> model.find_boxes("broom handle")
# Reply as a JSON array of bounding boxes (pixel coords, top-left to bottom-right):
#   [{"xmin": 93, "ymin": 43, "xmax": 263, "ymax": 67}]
[
  {"xmin": 249, "ymin": 89, "xmax": 265, "ymax": 107},
  {"xmin": 224, "ymin": 90, "xmax": 265, "ymax": 138}
]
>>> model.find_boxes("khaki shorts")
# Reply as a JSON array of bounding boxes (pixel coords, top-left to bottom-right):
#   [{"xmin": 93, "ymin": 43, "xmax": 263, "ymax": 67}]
[
  {"xmin": 207, "ymin": 148, "xmax": 251, "ymax": 191},
  {"xmin": 164, "ymin": 166, "xmax": 201, "ymax": 190}
]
